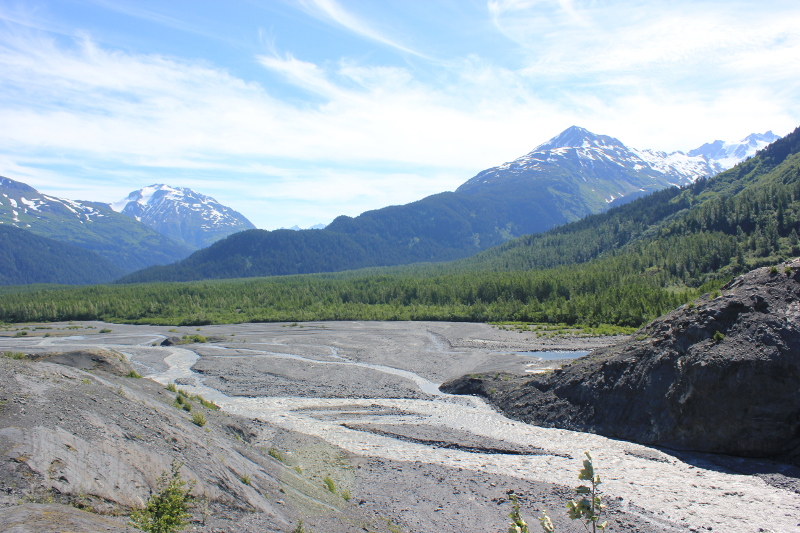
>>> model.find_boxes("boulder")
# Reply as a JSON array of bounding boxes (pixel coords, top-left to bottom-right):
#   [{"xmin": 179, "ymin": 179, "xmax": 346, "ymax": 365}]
[{"xmin": 442, "ymin": 264, "xmax": 800, "ymax": 464}]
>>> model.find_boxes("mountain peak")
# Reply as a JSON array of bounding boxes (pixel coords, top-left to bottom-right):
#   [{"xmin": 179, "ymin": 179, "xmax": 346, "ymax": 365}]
[
  {"xmin": 533, "ymin": 126, "xmax": 625, "ymax": 152},
  {"xmin": 110, "ymin": 184, "xmax": 255, "ymax": 249}
]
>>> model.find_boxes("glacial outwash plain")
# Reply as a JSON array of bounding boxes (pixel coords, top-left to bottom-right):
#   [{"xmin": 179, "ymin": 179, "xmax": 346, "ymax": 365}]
[{"xmin": 1, "ymin": 319, "xmax": 799, "ymax": 532}]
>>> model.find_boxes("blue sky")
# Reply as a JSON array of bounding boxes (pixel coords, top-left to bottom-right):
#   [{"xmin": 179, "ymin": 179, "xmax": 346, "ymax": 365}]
[{"xmin": 1, "ymin": 0, "xmax": 799, "ymax": 229}]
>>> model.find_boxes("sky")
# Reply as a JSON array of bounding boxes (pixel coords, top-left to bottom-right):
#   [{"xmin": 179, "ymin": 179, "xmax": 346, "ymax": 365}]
[{"xmin": 1, "ymin": 1, "xmax": 799, "ymax": 230}]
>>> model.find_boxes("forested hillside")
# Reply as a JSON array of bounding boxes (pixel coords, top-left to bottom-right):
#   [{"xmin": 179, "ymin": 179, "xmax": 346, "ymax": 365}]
[{"xmin": 0, "ymin": 225, "xmax": 123, "ymax": 285}]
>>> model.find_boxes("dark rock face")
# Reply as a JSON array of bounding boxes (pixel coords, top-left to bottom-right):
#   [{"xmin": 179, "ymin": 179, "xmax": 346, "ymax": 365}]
[
  {"xmin": 160, "ymin": 336, "xmax": 181, "ymax": 346},
  {"xmin": 442, "ymin": 264, "xmax": 800, "ymax": 464}
]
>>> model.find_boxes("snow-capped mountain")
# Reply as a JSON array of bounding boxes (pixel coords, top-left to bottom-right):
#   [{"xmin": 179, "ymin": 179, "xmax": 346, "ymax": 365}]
[
  {"xmin": 111, "ymin": 184, "xmax": 256, "ymax": 249},
  {"xmin": 0, "ymin": 176, "xmax": 193, "ymax": 272},
  {"xmin": 687, "ymin": 131, "xmax": 780, "ymax": 170},
  {"xmin": 458, "ymin": 126, "xmax": 779, "ymax": 207},
  {"xmin": 1, "ymin": 176, "xmax": 113, "ymax": 227}
]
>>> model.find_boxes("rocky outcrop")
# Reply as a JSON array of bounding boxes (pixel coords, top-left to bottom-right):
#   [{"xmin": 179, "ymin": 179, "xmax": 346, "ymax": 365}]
[{"xmin": 442, "ymin": 264, "xmax": 800, "ymax": 464}]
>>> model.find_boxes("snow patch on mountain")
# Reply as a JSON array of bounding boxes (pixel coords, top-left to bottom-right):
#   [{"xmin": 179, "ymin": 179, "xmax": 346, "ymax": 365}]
[
  {"xmin": 688, "ymin": 131, "xmax": 780, "ymax": 170},
  {"xmin": 112, "ymin": 184, "xmax": 256, "ymax": 249}
]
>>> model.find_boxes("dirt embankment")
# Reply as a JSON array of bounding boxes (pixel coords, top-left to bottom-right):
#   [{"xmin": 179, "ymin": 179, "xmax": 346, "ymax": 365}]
[
  {"xmin": 443, "ymin": 264, "xmax": 800, "ymax": 464},
  {"xmin": 0, "ymin": 349, "xmax": 410, "ymax": 533}
]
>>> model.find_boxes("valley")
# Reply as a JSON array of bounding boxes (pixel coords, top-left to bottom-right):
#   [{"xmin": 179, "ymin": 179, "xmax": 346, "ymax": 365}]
[{"xmin": 2, "ymin": 321, "xmax": 799, "ymax": 532}]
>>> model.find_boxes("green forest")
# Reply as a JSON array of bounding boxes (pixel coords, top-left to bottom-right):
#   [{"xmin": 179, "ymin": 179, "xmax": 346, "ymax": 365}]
[{"xmin": 0, "ymin": 126, "xmax": 798, "ymax": 328}]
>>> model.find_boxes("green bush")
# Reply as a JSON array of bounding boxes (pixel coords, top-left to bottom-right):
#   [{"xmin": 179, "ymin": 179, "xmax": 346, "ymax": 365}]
[
  {"xmin": 713, "ymin": 330, "xmax": 725, "ymax": 342},
  {"xmin": 190, "ymin": 413, "xmax": 206, "ymax": 427},
  {"xmin": 126, "ymin": 370, "xmax": 143, "ymax": 378},
  {"xmin": 166, "ymin": 383, "xmax": 177, "ymax": 393},
  {"xmin": 322, "ymin": 475, "xmax": 336, "ymax": 494},
  {"xmin": 129, "ymin": 461, "xmax": 195, "ymax": 533},
  {"xmin": 99, "ymin": 328, "xmax": 112, "ymax": 333},
  {"xmin": 2, "ymin": 351, "xmax": 26, "ymax": 360}
]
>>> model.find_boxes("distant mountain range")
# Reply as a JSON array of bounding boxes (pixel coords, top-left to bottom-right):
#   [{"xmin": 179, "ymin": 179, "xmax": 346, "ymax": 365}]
[
  {"xmin": 0, "ymin": 177, "xmax": 192, "ymax": 276},
  {"xmin": 118, "ymin": 126, "xmax": 779, "ymax": 283},
  {"xmin": 111, "ymin": 184, "xmax": 256, "ymax": 249},
  {"xmin": 0, "ymin": 126, "xmax": 779, "ymax": 286}
]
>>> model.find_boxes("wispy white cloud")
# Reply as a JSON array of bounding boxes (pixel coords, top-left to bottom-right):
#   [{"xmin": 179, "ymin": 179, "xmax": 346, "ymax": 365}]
[
  {"xmin": 0, "ymin": 1, "xmax": 798, "ymax": 229},
  {"xmin": 292, "ymin": 0, "xmax": 426, "ymax": 57}
]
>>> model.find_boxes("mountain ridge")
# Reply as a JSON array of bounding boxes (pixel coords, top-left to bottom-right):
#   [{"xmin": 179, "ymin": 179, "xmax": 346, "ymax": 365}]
[{"xmin": 119, "ymin": 126, "xmax": 776, "ymax": 283}]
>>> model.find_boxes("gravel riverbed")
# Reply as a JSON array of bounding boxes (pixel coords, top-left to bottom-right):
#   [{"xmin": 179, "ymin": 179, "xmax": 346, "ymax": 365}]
[{"xmin": 2, "ymin": 320, "xmax": 799, "ymax": 533}]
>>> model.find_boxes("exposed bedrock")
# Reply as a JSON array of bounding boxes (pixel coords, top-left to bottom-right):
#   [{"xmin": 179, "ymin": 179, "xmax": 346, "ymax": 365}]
[{"xmin": 442, "ymin": 264, "xmax": 800, "ymax": 464}]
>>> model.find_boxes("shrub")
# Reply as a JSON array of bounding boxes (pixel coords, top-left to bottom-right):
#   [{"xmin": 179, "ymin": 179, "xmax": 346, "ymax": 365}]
[
  {"xmin": 2, "ymin": 351, "xmax": 26, "ymax": 360},
  {"xmin": 126, "ymin": 370, "xmax": 143, "ymax": 378},
  {"xmin": 713, "ymin": 330, "xmax": 725, "ymax": 342},
  {"xmin": 99, "ymin": 328, "xmax": 112, "ymax": 333},
  {"xmin": 129, "ymin": 460, "xmax": 195, "ymax": 533},
  {"xmin": 166, "ymin": 383, "xmax": 177, "ymax": 393},
  {"xmin": 182, "ymin": 403, "xmax": 192, "ymax": 412},
  {"xmin": 323, "ymin": 475, "xmax": 336, "ymax": 494},
  {"xmin": 240, "ymin": 475, "xmax": 251, "ymax": 486},
  {"xmin": 191, "ymin": 413, "xmax": 206, "ymax": 427}
]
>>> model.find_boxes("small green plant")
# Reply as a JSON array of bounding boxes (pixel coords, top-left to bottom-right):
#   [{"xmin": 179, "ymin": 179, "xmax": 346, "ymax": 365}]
[
  {"xmin": 2, "ymin": 351, "xmax": 26, "ymax": 359},
  {"xmin": 99, "ymin": 328, "xmax": 112, "ymax": 333},
  {"xmin": 129, "ymin": 460, "xmax": 195, "ymax": 533},
  {"xmin": 786, "ymin": 266, "xmax": 793, "ymax": 275},
  {"xmin": 43, "ymin": 333, "xmax": 50, "ymax": 338},
  {"xmin": 191, "ymin": 394, "xmax": 219, "ymax": 410},
  {"xmin": 240, "ymin": 474, "xmax": 251, "ymax": 485},
  {"xmin": 293, "ymin": 520, "xmax": 309, "ymax": 533},
  {"xmin": 323, "ymin": 475, "xmax": 336, "ymax": 494},
  {"xmin": 267, "ymin": 447, "xmax": 284, "ymax": 462},
  {"xmin": 508, "ymin": 492, "xmax": 529, "ymax": 533},
  {"xmin": 191, "ymin": 412, "xmax": 206, "ymax": 427},
  {"xmin": 81, "ymin": 378, "xmax": 91, "ymax": 384},
  {"xmin": 713, "ymin": 330, "xmax": 725, "ymax": 343},
  {"xmin": 174, "ymin": 394, "xmax": 184, "ymax": 405},
  {"xmin": 126, "ymin": 370, "xmax": 143, "ymax": 378},
  {"xmin": 520, "ymin": 452, "xmax": 608, "ymax": 533},
  {"xmin": 770, "ymin": 265, "xmax": 779, "ymax": 275},
  {"xmin": 180, "ymin": 334, "xmax": 207, "ymax": 344},
  {"xmin": 166, "ymin": 383, "xmax": 177, "ymax": 393},
  {"xmin": 13, "ymin": 331, "xmax": 27, "ymax": 337},
  {"xmin": 182, "ymin": 403, "xmax": 192, "ymax": 412},
  {"xmin": 340, "ymin": 488, "xmax": 351, "ymax": 501},
  {"xmin": 294, "ymin": 465, "xmax": 302, "ymax": 474}
]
